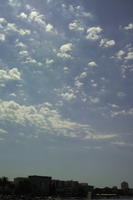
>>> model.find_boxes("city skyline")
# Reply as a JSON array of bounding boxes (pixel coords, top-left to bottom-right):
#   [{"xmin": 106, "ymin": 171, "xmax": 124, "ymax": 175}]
[
  {"xmin": 0, "ymin": 175, "xmax": 131, "ymax": 190},
  {"xmin": 0, "ymin": 0, "xmax": 133, "ymax": 188},
  {"xmin": 1, "ymin": 175, "xmax": 132, "ymax": 198}
]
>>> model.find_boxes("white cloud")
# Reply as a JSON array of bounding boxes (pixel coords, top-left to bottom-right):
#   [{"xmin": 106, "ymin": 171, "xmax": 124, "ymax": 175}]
[
  {"xmin": 79, "ymin": 72, "xmax": 87, "ymax": 79},
  {"xmin": 0, "ymin": 18, "xmax": 7, "ymax": 23},
  {"xmin": 25, "ymin": 4, "xmax": 32, "ymax": 10},
  {"xmin": 90, "ymin": 80, "xmax": 98, "ymax": 87},
  {"xmin": 64, "ymin": 66, "xmax": 69, "ymax": 72},
  {"xmin": 112, "ymin": 141, "xmax": 133, "ymax": 147},
  {"xmin": 5, "ymin": 23, "xmax": 31, "ymax": 36},
  {"xmin": 19, "ymin": 50, "xmax": 29, "ymax": 56},
  {"xmin": 109, "ymin": 104, "xmax": 119, "ymax": 109},
  {"xmin": 6, "ymin": 23, "xmax": 18, "ymax": 32},
  {"xmin": 57, "ymin": 52, "xmax": 72, "ymax": 59},
  {"xmin": 57, "ymin": 43, "xmax": 73, "ymax": 59},
  {"xmin": 89, "ymin": 96, "xmax": 100, "ymax": 104},
  {"xmin": 47, "ymin": 0, "xmax": 53, "ymax": 3},
  {"xmin": 100, "ymin": 39, "xmax": 115, "ymax": 47},
  {"xmin": 85, "ymin": 134, "xmax": 117, "ymax": 140},
  {"xmin": 28, "ymin": 9, "xmax": 55, "ymax": 34},
  {"xmin": 117, "ymin": 91, "xmax": 126, "ymax": 97},
  {"xmin": 29, "ymin": 10, "xmax": 45, "ymax": 24},
  {"xmin": 45, "ymin": 59, "xmax": 54, "ymax": 65},
  {"xmin": 69, "ymin": 5, "xmax": 80, "ymax": 13},
  {"xmin": 8, "ymin": 0, "xmax": 21, "ymax": 7},
  {"xmin": 15, "ymin": 41, "xmax": 27, "ymax": 48},
  {"xmin": 75, "ymin": 80, "xmax": 83, "ymax": 88},
  {"xmin": 68, "ymin": 4, "xmax": 93, "ymax": 19},
  {"xmin": 60, "ymin": 43, "xmax": 73, "ymax": 52},
  {"xmin": 19, "ymin": 8, "xmax": 47, "ymax": 31},
  {"xmin": 69, "ymin": 20, "xmax": 84, "ymax": 32},
  {"xmin": 0, "ymin": 100, "xmax": 97, "ymax": 139},
  {"xmin": 88, "ymin": 61, "xmax": 97, "ymax": 67},
  {"xmin": 24, "ymin": 57, "xmax": 37, "ymax": 64},
  {"xmin": 125, "ymin": 52, "xmax": 133, "ymax": 60},
  {"xmin": 9, "ymin": 93, "xmax": 17, "ymax": 97},
  {"xmin": 86, "ymin": 26, "xmax": 103, "ymax": 41},
  {"xmin": 45, "ymin": 24, "xmax": 55, "ymax": 33},
  {"xmin": 0, "ymin": 129, "xmax": 8, "ymax": 134},
  {"xmin": 0, "ymin": 34, "xmax": 5, "ymax": 41},
  {"xmin": 0, "ymin": 100, "xmax": 119, "ymax": 141},
  {"xmin": 115, "ymin": 50, "xmax": 125, "ymax": 60},
  {"xmin": 0, "ymin": 83, "xmax": 5, "ymax": 87},
  {"xmin": 8, "ymin": 68, "xmax": 21, "ymax": 80},
  {"xmin": 58, "ymin": 86, "xmax": 76, "ymax": 101},
  {"xmin": 0, "ymin": 68, "xmax": 21, "ymax": 81},
  {"xmin": 111, "ymin": 108, "xmax": 133, "ymax": 117},
  {"xmin": 61, "ymin": 92, "xmax": 76, "ymax": 101},
  {"xmin": 92, "ymin": 83, "xmax": 97, "ymax": 87},
  {"xmin": 82, "ymin": 12, "xmax": 93, "ymax": 18},
  {"xmin": 112, "ymin": 141, "xmax": 126, "ymax": 146},
  {"xmin": 18, "ymin": 12, "xmax": 28, "ymax": 19},
  {"xmin": 123, "ymin": 23, "xmax": 133, "ymax": 30},
  {"xmin": 18, "ymin": 29, "xmax": 31, "ymax": 35},
  {"xmin": 19, "ymin": 7, "xmax": 56, "ymax": 34}
]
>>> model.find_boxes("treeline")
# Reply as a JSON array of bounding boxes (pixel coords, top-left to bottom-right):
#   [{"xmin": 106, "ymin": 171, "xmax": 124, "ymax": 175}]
[{"xmin": 0, "ymin": 177, "xmax": 14, "ymax": 194}]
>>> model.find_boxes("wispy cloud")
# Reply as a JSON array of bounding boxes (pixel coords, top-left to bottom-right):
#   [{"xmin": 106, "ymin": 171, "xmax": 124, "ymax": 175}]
[
  {"xmin": 0, "ymin": 100, "xmax": 119, "ymax": 143},
  {"xmin": 0, "ymin": 129, "xmax": 8, "ymax": 134}
]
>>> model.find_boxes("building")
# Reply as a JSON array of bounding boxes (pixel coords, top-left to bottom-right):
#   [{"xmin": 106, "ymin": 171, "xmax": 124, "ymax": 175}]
[
  {"xmin": 14, "ymin": 177, "xmax": 31, "ymax": 194},
  {"xmin": 14, "ymin": 176, "xmax": 52, "ymax": 195},
  {"xmin": 28, "ymin": 175, "xmax": 52, "ymax": 195},
  {"xmin": 121, "ymin": 181, "xmax": 129, "ymax": 190},
  {"xmin": 13, "ymin": 175, "xmax": 90, "ymax": 197}
]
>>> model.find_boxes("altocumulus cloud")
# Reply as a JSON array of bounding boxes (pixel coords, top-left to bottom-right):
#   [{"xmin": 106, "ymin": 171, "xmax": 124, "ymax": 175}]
[
  {"xmin": 86, "ymin": 26, "xmax": 103, "ymax": 41},
  {"xmin": 88, "ymin": 61, "xmax": 97, "ymax": 67},
  {"xmin": 0, "ymin": 68, "xmax": 21, "ymax": 81},
  {"xmin": 0, "ymin": 128, "xmax": 8, "ymax": 134},
  {"xmin": 57, "ymin": 43, "xmax": 73, "ymax": 59},
  {"xmin": 18, "ymin": 6, "xmax": 56, "ymax": 34},
  {"xmin": 69, "ymin": 20, "xmax": 84, "ymax": 32},
  {"xmin": 100, "ymin": 39, "xmax": 116, "ymax": 48},
  {"xmin": 0, "ymin": 0, "xmax": 131, "ymax": 150},
  {"xmin": 123, "ymin": 23, "xmax": 133, "ymax": 30},
  {"xmin": 0, "ymin": 33, "xmax": 5, "ymax": 41},
  {"xmin": 0, "ymin": 100, "xmax": 118, "ymax": 141}
]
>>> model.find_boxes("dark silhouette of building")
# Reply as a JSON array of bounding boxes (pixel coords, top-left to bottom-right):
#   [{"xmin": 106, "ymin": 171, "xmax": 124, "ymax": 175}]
[
  {"xmin": 14, "ymin": 176, "xmax": 51, "ymax": 195},
  {"xmin": 29, "ymin": 175, "xmax": 51, "ymax": 195},
  {"xmin": 121, "ymin": 181, "xmax": 129, "ymax": 190},
  {"xmin": 1, "ymin": 175, "xmax": 133, "ymax": 198},
  {"xmin": 13, "ymin": 175, "xmax": 90, "ymax": 197}
]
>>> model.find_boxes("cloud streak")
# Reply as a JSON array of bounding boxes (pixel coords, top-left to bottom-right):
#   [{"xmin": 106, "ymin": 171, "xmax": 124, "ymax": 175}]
[{"xmin": 0, "ymin": 100, "xmax": 119, "ymax": 142}]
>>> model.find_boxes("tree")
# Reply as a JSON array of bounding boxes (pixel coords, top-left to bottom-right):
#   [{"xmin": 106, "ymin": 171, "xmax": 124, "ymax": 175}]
[{"xmin": 0, "ymin": 177, "xmax": 9, "ymax": 194}]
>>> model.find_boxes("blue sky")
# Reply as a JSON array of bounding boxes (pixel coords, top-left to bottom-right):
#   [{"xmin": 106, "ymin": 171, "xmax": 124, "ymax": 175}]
[{"xmin": 0, "ymin": 0, "xmax": 133, "ymax": 188}]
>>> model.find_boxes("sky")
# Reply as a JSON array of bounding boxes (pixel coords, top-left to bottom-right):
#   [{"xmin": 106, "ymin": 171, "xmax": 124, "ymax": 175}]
[{"xmin": 0, "ymin": 0, "xmax": 133, "ymax": 188}]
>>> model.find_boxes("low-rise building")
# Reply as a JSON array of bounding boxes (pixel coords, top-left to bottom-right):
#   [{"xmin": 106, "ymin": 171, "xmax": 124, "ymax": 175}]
[
  {"xmin": 28, "ymin": 175, "xmax": 52, "ymax": 195},
  {"xmin": 121, "ymin": 181, "xmax": 129, "ymax": 190}
]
